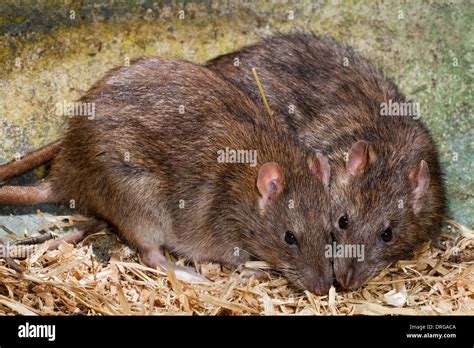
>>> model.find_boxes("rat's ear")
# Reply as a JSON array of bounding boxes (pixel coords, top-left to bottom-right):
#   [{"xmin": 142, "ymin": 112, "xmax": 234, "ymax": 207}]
[
  {"xmin": 346, "ymin": 140, "xmax": 375, "ymax": 176},
  {"xmin": 409, "ymin": 160, "xmax": 430, "ymax": 214},
  {"xmin": 257, "ymin": 162, "xmax": 284, "ymax": 209},
  {"xmin": 308, "ymin": 153, "xmax": 331, "ymax": 187}
]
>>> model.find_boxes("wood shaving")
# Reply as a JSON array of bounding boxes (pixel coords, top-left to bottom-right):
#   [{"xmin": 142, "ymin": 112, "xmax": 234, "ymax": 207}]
[{"xmin": 0, "ymin": 217, "xmax": 472, "ymax": 315}]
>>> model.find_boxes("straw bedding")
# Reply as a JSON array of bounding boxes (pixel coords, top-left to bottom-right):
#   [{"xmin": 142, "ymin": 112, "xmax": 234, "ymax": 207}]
[{"xmin": 0, "ymin": 214, "xmax": 472, "ymax": 315}]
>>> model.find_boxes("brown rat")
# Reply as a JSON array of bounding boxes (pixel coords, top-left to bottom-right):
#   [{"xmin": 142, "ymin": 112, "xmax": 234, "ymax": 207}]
[
  {"xmin": 0, "ymin": 57, "xmax": 334, "ymax": 293},
  {"xmin": 207, "ymin": 33, "xmax": 446, "ymax": 289}
]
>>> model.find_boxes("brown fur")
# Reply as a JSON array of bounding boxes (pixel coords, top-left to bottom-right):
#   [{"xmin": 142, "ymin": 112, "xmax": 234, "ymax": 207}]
[
  {"xmin": 42, "ymin": 58, "xmax": 334, "ymax": 293},
  {"xmin": 207, "ymin": 33, "xmax": 446, "ymax": 289}
]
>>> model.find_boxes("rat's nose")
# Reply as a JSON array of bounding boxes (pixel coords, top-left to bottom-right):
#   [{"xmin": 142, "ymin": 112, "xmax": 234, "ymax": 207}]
[
  {"xmin": 312, "ymin": 279, "xmax": 332, "ymax": 295},
  {"xmin": 303, "ymin": 269, "xmax": 332, "ymax": 295},
  {"xmin": 336, "ymin": 266, "xmax": 362, "ymax": 290},
  {"xmin": 343, "ymin": 267, "xmax": 354, "ymax": 288}
]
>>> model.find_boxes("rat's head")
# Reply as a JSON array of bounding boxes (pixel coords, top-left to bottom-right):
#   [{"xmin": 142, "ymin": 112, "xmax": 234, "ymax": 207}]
[
  {"xmin": 331, "ymin": 140, "xmax": 442, "ymax": 290},
  {"xmin": 246, "ymin": 153, "xmax": 333, "ymax": 294}
]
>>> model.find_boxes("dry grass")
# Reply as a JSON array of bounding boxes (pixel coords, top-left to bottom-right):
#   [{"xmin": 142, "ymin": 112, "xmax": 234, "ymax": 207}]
[{"xmin": 0, "ymin": 215, "xmax": 473, "ymax": 316}]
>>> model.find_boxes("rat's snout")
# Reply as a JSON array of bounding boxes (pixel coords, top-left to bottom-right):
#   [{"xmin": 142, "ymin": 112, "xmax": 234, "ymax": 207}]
[
  {"xmin": 334, "ymin": 262, "xmax": 367, "ymax": 290},
  {"xmin": 334, "ymin": 258, "xmax": 357, "ymax": 290},
  {"xmin": 302, "ymin": 268, "xmax": 332, "ymax": 295},
  {"xmin": 339, "ymin": 266, "xmax": 357, "ymax": 290}
]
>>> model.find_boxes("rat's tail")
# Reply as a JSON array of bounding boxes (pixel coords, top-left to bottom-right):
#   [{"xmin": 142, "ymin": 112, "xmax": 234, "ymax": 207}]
[
  {"xmin": 0, "ymin": 140, "xmax": 62, "ymax": 182},
  {"xmin": 0, "ymin": 180, "xmax": 59, "ymax": 205}
]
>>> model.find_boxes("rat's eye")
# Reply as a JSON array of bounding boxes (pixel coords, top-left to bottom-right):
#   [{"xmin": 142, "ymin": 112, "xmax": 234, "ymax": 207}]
[
  {"xmin": 338, "ymin": 215, "xmax": 349, "ymax": 230},
  {"xmin": 284, "ymin": 231, "xmax": 297, "ymax": 245},
  {"xmin": 381, "ymin": 227, "xmax": 393, "ymax": 242}
]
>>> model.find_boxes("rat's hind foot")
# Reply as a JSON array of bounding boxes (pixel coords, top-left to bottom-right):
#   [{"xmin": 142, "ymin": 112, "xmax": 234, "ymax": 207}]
[{"xmin": 140, "ymin": 247, "xmax": 210, "ymax": 284}]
